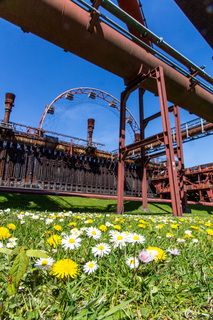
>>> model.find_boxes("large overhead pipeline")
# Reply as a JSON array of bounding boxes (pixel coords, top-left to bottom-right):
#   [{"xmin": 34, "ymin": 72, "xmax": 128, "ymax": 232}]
[{"xmin": 0, "ymin": 0, "xmax": 212, "ymax": 121}]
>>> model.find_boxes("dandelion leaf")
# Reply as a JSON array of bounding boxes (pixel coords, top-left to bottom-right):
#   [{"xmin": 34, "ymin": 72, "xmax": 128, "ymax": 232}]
[
  {"xmin": 0, "ymin": 248, "xmax": 12, "ymax": 255},
  {"xmin": 8, "ymin": 248, "xmax": 29, "ymax": 295},
  {"xmin": 26, "ymin": 249, "xmax": 49, "ymax": 258}
]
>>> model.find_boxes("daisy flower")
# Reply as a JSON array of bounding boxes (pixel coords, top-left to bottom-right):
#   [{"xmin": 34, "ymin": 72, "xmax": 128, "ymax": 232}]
[
  {"xmin": 167, "ymin": 248, "xmax": 180, "ymax": 256},
  {"xmin": 110, "ymin": 232, "xmax": 127, "ymax": 249},
  {"xmin": 126, "ymin": 257, "xmax": 139, "ymax": 269},
  {"xmin": 61, "ymin": 235, "xmax": 82, "ymax": 250},
  {"xmin": 83, "ymin": 261, "xmax": 98, "ymax": 274},
  {"xmin": 35, "ymin": 257, "xmax": 54, "ymax": 269},
  {"xmin": 51, "ymin": 259, "xmax": 79, "ymax": 279},
  {"xmin": 86, "ymin": 227, "xmax": 102, "ymax": 240},
  {"xmin": 6, "ymin": 237, "xmax": 18, "ymax": 248},
  {"xmin": 127, "ymin": 233, "xmax": 145, "ymax": 245},
  {"xmin": 192, "ymin": 238, "xmax": 199, "ymax": 243},
  {"xmin": 177, "ymin": 238, "xmax": 186, "ymax": 243},
  {"xmin": 139, "ymin": 249, "xmax": 156, "ymax": 263},
  {"xmin": 70, "ymin": 228, "xmax": 82, "ymax": 237},
  {"xmin": 92, "ymin": 243, "xmax": 111, "ymax": 258},
  {"xmin": 0, "ymin": 241, "xmax": 3, "ymax": 248}
]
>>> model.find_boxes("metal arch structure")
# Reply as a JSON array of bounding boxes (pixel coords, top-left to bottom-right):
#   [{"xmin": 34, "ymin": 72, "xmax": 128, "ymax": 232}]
[{"xmin": 38, "ymin": 87, "xmax": 140, "ymax": 134}]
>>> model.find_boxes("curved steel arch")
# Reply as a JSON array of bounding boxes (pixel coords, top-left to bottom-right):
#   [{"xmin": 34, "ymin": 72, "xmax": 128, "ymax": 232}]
[{"xmin": 38, "ymin": 87, "xmax": 140, "ymax": 134}]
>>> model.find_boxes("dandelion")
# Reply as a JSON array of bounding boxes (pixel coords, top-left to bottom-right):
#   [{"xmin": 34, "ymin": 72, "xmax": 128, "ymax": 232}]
[
  {"xmin": 92, "ymin": 243, "xmax": 111, "ymax": 258},
  {"xmin": 138, "ymin": 223, "xmax": 146, "ymax": 228},
  {"xmin": 53, "ymin": 225, "xmax": 62, "ymax": 232},
  {"xmin": 206, "ymin": 229, "xmax": 213, "ymax": 236},
  {"xmin": 85, "ymin": 219, "xmax": 93, "ymax": 224},
  {"xmin": 51, "ymin": 259, "xmax": 79, "ymax": 279},
  {"xmin": 170, "ymin": 224, "xmax": 179, "ymax": 229},
  {"xmin": 146, "ymin": 246, "xmax": 166, "ymax": 262},
  {"xmin": 86, "ymin": 227, "xmax": 102, "ymax": 240},
  {"xmin": 139, "ymin": 249, "xmax": 156, "ymax": 263},
  {"xmin": 127, "ymin": 233, "xmax": 145, "ymax": 245},
  {"xmin": 61, "ymin": 235, "xmax": 82, "ymax": 250},
  {"xmin": 0, "ymin": 227, "xmax": 11, "ymax": 240},
  {"xmin": 7, "ymin": 223, "xmax": 16, "ymax": 231},
  {"xmin": 110, "ymin": 232, "xmax": 127, "ymax": 249},
  {"xmin": 126, "ymin": 257, "xmax": 139, "ymax": 269},
  {"xmin": 99, "ymin": 225, "xmax": 107, "ymax": 232},
  {"xmin": 68, "ymin": 222, "xmax": 77, "ymax": 228},
  {"xmin": 113, "ymin": 225, "xmax": 121, "ymax": 231},
  {"xmin": 35, "ymin": 257, "xmax": 54, "ymax": 269},
  {"xmin": 166, "ymin": 232, "xmax": 175, "ymax": 238},
  {"xmin": 47, "ymin": 234, "xmax": 62, "ymax": 248},
  {"xmin": 83, "ymin": 261, "xmax": 98, "ymax": 274},
  {"xmin": 167, "ymin": 248, "xmax": 180, "ymax": 256}
]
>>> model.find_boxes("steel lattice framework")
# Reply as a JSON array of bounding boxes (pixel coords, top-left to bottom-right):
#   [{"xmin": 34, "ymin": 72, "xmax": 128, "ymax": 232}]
[{"xmin": 38, "ymin": 87, "xmax": 140, "ymax": 134}]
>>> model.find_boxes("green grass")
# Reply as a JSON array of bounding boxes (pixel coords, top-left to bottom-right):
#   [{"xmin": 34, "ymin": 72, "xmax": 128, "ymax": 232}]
[
  {"xmin": 0, "ymin": 209, "xmax": 212, "ymax": 319},
  {"xmin": 0, "ymin": 193, "xmax": 212, "ymax": 215}
]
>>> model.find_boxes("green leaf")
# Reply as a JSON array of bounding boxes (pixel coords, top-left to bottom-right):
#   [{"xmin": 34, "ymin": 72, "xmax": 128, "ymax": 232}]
[
  {"xmin": 8, "ymin": 248, "xmax": 29, "ymax": 295},
  {"xmin": 97, "ymin": 299, "xmax": 133, "ymax": 320},
  {"xmin": 26, "ymin": 249, "xmax": 49, "ymax": 258},
  {"xmin": 0, "ymin": 248, "xmax": 12, "ymax": 255}
]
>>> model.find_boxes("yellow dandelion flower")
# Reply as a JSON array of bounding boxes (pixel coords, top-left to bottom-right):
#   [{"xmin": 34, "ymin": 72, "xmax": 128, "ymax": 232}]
[
  {"xmin": 138, "ymin": 223, "xmax": 146, "ymax": 228},
  {"xmin": 170, "ymin": 224, "xmax": 179, "ymax": 229},
  {"xmin": 205, "ymin": 222, "xmax": 212, "ymax": 227},
  {"xmin": 68, "ymin": 222, "xmax": 77, "ymax": 228},
  {"xmin": 51, "ymin": 259, "xmax": 79, "ymax": 279},
  {"xmin": 207, "ymin": 229, "xmax": 213, "ymax": 236},
  {"xmin": 53, "ymin": 225, "xmax": 62, "ymax": 232},
  {"xmin": 156, "ymin": 224, "xmax": 164, "ymax": 229},
  {"xmin": 99, "ymin": 225, "xmax": 107, "ymax": 232},
  {"xmin": 147, "ymin": 246, "xmax": 166, "ymax": 262},
  {"xmin": 166, "ymin": 232, "xmax": 175, "ymax": 238},
  {"xmin": 0, "ymin": 227, "xmax": 11, "ymax": 240},
  {"xmin": 7, "ymin": 223, "xmax": 16, "ymax": 231},
  {"xmin": 113, "ymin": 225, "xmax": 121, "ymax": 230},
  {"xmin": 47, "ymin": 234, "xmax": 62, "ymax": 248},
  {"xmin": 139, "ymin": 219, "xmax": 148, "ymax": 224},
  {"xmin": 86, "ymin": 219, "xmax": 93, "ymax": 224},
  {"xmin": 190, "ymin": 226, "xmax": 200, "ymax": 231}
]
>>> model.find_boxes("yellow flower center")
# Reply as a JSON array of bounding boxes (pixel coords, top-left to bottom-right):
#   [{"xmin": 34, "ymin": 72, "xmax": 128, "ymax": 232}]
[
  {"xmin": 88, "ymin": 262, "xmax": 95, "ymax": 268},
  {"xmin": 117, "ymin": 235, "xmax": 123, "ymax": 240},
  {"xmin": 133, "ymin": 235, "xmax": 139, "ymax": 241},
  {"xmin": 98, "ymin": 245, "xmax": 104, "ymax": 250},
  {"xmin": 69, "ymin": 238, "xmax": 75, "ymax": 244},
  {"xmin": 41, "ymin": 260, "xmax": 48, "ymax": 266}
]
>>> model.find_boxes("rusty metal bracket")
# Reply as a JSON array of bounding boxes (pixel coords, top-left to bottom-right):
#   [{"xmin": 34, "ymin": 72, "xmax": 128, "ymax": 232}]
[{"xmin": 87, "ymin": 0, "xmax": 102, "ymax": 33}]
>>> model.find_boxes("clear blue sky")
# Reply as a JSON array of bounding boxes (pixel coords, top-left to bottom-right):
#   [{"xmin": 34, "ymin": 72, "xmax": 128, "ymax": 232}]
[{"xmin": 0, "ymin": 0, "xmax": 212, "ymax": 167}]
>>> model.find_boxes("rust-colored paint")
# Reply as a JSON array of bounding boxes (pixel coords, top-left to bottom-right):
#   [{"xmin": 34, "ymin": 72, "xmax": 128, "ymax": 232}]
[{"xmin": 0, "ymin": 0, "xmax": 212, "ymax": 121}]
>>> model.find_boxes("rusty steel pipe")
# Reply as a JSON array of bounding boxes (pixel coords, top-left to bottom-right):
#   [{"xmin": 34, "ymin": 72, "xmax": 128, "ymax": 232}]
[
  {"xmin": 4, "ymin": 92, "xmax": 15, "ymax": 124},
  {"xmin": 0, "ymin": 0, "xmax": 212, "ymax": 121},
  {"xmin": 87, "ymin": 118, "xmax": 95, "ymax": 146}
]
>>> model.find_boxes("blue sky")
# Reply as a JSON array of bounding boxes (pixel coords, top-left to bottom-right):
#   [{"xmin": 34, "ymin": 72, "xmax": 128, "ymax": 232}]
[{"xmin": 0, "ymin": 0, "xmax": 212, "ymax": 167}]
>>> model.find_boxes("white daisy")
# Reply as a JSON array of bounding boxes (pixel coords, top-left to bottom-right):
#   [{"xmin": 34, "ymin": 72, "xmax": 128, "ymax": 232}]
[
  {"xmin": 83, "ymin": 261, "xmax": 98, "ymax": 274},
  {"xmin": 192, "ymin": 238, "xmax": 199, "ymax": 243},
  {"xmin": 86, "ymin": 227, "xmax": 102, "ymax": 240},
  {"xmin": 127, "ymin": 233, "xmax": 145, "ymax": 245},
  {"xmin": 34, "ymin": 257, "xmax": 54, "ymax": 269},
  {"xmin": 92, "ymin": 243, "xmax": 111, "ymax": 258},
  {"xmin": 126, "ymin": 257, "xmax": 140, "ymax": 269},
  {"xmin": 177, "ymin": 238, "xmax": 186, "ymax": 243},
  {"xmin": 167, "ymin": 248, "xmax": 180, "ymax": 256},
  {"xmin": 61, "ymin": 235, "xmax": 82, "ymax": 250},
  {"xmin": 0, "ymin": 241, "xmax": 3, "ymax": 248},
  {"xmin": 70, "ymin": 228, "xmax": 82, "ymax": 237},
  {"xmin": 110, "ymin": 232, "xmax": 127, "ymax": 249},
  {"xmin": 139, "ymin": 249, "xmax": 156, "ymax": 263}
]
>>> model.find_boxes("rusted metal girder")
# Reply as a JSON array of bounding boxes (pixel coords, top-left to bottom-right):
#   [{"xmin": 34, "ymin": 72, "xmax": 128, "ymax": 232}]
[
  {"xmin": 4, "ymin": 93, "xmax": 15, "ymax": 124},
  {"xmin": 117, "ymin": 0, "xmax": 151, "ymax": 46},
  {"xmin": 0, "ymin": 0, "xmax": 212, "ymax": 121}
]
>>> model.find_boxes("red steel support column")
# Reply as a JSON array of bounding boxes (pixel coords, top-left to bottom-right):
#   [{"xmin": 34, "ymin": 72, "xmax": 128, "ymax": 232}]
[
  {"xmin": 139, "ymin": 88, "xmax": 148, "ymax": 211},
  {"xmin": 173, "ymin": 105, "xmax": 189, "ymax": 212},
  {"xmin": 155, "ymin": 67, "xmax": 182, "ymax": 216},
  {"xmin": 4, "ymin": 93, "xmax": 15, "ymax": 124},
  {"xmin": 117, "ymin": 91, "xmax": 129, "ymax": 214}
]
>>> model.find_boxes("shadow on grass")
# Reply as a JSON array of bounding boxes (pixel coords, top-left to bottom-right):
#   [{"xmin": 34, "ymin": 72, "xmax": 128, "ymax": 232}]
[{"xmin": 0, "ymin": 193, "xmax": 212, "ymax": 215}]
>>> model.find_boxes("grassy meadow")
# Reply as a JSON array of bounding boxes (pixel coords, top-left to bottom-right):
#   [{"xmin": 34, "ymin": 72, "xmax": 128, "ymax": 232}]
[{"xmin": 0, "ymin": 193, "xmax": 212, "ymax": 319}]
